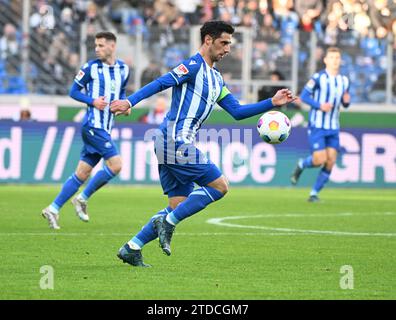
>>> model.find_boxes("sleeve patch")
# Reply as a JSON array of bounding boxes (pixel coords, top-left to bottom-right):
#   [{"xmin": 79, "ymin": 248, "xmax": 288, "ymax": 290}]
[
  {"xmin": 306, "ymin": 79, "xmax": 315, "ymax": 89},
  {"xmin": 75, "ymin": 70, "xmax": 85, "ymax": 81},
  {"xmin": 173, "ymin": 64, "xmax": 189, "ymax": 77}
]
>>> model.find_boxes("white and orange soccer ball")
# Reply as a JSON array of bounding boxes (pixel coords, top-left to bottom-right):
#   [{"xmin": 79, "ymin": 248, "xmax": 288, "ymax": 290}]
[{"xmin": 257, "ymin": 111, "xmax": 291, "ymax": 144}]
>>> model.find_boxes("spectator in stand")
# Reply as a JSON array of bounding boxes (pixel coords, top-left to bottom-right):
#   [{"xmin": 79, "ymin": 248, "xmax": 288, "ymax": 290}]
[
  {"xmin": 60, "ymin": 7, "xmax": 79, "ymax": 40},
  {"xmin": 216, "ymin": 0, "xmax": 242, "ymax": 26},
  {"xmin": 0, "ymin": 23, "xmax": 20, "ymax": 62},
  {"xmin": 173, "ymin": 0, "xmax": 201, "ymax": 25},
  {"xmin": 19, "ymin": 109, "xmax": 32, "ymax": 121},
  {"xmin": 258, "ymin": 12, "xmax": 280, "ymax": 40},
  {"xmin": 30, "ymin": 4, "xmax": 56, "ymax": 30},
  {"xmin": 294, "ymin": 0, "xmax": 323, "ymax": 32},
  {"xmin": 147, "ymin": 95, "xmax": 167, "ymax": 124},
  {"xmin": 258, "ymin": 70, "xmax": 284, "ymax": 101}
]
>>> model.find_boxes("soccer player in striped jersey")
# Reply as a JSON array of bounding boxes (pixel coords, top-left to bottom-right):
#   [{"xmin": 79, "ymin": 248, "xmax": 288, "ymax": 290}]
[
  {"xmin": 290, "ymin": 47, "xmax": 351, "ymax": 202},
  {"xmin": 41, "ymin": 32, "xmax": 130, "ymax": 229},
  {"xmin": 111, "ymin": 20, "xmax": 296, "ymax": 267}
]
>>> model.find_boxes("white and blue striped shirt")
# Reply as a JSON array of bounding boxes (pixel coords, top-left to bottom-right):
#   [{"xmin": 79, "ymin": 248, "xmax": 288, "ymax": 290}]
[
  {"xmin": 74, "ymin": 59, "xmax": 129, "ymax": 133},
  {"xmin": 303, "ymin": 70, "xmax": 349, "ymax": 130},
  {"xmin": 128, "ymin": 53, "xmax": 224, "ymax": 143},
  {"xmin": 165, "ymin": 53, "xmax": 224, "ymax": 142}
]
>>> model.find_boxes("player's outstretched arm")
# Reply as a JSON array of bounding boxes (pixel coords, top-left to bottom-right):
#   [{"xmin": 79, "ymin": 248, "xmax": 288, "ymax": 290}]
[
  {"xmin": 110, "ymin": 72, "xmax": 181, "ymax": 116},
  {"xmin": 218, "ymin": 87, "xmax": 295, "ymax": 121},
  {"xmin": 300, "ymin": 88, "xmax": 332, "ymax": 112},
  {"xmin": 69, "ymin": 82, "xmax": 107, "ymax": 110}
]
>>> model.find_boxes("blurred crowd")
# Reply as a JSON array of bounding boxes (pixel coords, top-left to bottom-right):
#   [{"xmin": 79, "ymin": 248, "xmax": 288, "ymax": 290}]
[
  {"xmin": 0, "ymin": 0, "xmax": 395, "ymax": 102},
  {"xmin": 0, "ymin": 0, "xmax": 112, "ymax": 94}
]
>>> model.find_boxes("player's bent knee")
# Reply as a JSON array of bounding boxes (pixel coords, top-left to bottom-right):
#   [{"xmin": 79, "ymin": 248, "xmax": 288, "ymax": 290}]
[
  {"xmin": 110, "ymin": 165, "xmax": 122, "ymax": 175},
  {"xmin": 75, "ymin": 170, "xmax": 90, "ymax": 182},
  {"xmin": 215, "ymin": 181, "xmax": 229, "ymax": 195},
  {"xmin": 312, "ymin": 155, "xmax": 326, "ymax": 166}
]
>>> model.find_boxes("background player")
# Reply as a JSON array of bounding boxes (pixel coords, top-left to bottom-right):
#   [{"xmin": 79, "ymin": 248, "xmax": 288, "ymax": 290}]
[
  {"xmin": 110, "ymin": 20, "xmax": 296, "ymax": 267},
  {"xmin": 290, "ymin": 47, "xmax": 350, "ymax": 202},
  {"xmin": 41, "ymin": 31, "xmax": 130, "ymax": 229}
]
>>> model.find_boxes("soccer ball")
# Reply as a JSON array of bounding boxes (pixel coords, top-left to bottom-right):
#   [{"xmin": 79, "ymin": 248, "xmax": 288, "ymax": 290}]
[{"xmin": 257, "ymin": 111, "xmax": 291, "ymax": 144}]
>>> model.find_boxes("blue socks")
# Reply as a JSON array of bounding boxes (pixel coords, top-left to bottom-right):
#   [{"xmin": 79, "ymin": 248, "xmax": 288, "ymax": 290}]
[
  {"xmin": 129, "ymin": 186, "xmax": 224, "ymax": 249},
  {"xmin": 80, "ymin": 165, "xmax": 115, "ymax": 200},
  {"xmin": 50, "ymin": 165, "xmax": 117, "ymax": 214},
  {"xmin": 299, "ymin": 155, "xmax": 314, "ymax": 169},
  {"xmin": 51, "ymin": 173, "xmax": 84, "ymax": 213},
  {"xmin": 130, "ymin": 206, "xmax": 172, "ymax": 249},
  {"xmin": 311, "ymin": 168, "xmax": 331, "ymax": 196},
  {"xmin": 166, "ymin": 186, "xmax": 224, "ymax": 225}
]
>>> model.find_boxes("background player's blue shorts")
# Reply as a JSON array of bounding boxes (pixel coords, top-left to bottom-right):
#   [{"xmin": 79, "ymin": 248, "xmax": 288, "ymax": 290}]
[
  {"xmin": 308, "ymin": 128, "xmax": 340, "ymax": 153},
  {"xmin": 80, "ymin": 126, "xmax": 119, "ymax": 167},
  {"xmin": 154, "ymin": 132, "xmax": 222, "ymax": 197}
]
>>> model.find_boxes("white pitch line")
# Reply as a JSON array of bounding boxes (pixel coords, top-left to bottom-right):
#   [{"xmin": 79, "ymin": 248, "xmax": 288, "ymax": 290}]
[
  {"xmin": 0, "ymin": 213, "xmax": 394, "ymax": 238},
  {"xmin": 0, "ymin": 232, "xmax": 304, "ymax": 237},
  {"xmin": 206, "ymin": 212, "xmax": 396, "ymax": 237}
]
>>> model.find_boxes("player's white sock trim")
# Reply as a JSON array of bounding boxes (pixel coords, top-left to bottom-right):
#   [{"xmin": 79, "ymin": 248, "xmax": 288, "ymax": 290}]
[
  {"xmin": 49, "ymin": 205, "xmax": 59, "ymax": 215},
  {"xmin": 128, "ymin": 240, "xmax": 141, "ymax": 250},
  {"xmin": 166, "ymin": 214, "xmax": 177, "ymax": 226},
  {"xmin": 77, "ymin": 193, "xmax": 88, "ymax": 201}
]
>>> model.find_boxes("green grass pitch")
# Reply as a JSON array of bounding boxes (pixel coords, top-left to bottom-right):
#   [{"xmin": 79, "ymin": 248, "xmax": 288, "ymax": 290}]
[{"xmin": 0, "ymin": 185, "xmax": 395, "ymax": 300}]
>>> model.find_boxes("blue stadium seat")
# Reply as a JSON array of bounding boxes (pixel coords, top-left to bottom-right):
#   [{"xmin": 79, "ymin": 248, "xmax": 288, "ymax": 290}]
[{"xmin": 5, "ymin": 75, "xmax": 27, "ymax": 94}]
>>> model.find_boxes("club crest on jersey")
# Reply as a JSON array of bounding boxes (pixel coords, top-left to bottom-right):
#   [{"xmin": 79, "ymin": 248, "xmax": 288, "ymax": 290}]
[
  {"xmin": 173, "ymin": 64, "xmax": 189, "ymax": 78},
  {"xmin": 76, "ymin": 70, "xmax": 85, "ymax": 81}
]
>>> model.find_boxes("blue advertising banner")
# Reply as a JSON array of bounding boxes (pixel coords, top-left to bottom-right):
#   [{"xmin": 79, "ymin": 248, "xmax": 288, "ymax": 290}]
[{"xmin": 0, "ymin": 121, "xmax": 395, "ymax": 187}]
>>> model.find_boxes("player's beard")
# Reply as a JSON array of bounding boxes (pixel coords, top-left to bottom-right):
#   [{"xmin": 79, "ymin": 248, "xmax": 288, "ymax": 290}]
[{"xmin": 212, "ymin": 52, "xmax": 225, "ymax": 63}]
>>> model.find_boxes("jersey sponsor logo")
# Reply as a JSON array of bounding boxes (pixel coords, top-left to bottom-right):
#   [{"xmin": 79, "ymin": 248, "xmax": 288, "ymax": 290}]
[
  {"xmin": 76, "ymin": 70, "xmax": 85, "ymax": 81},
  {"xmin": 173, "ymin": 64, "xmax": 189, "ymax": 77}
]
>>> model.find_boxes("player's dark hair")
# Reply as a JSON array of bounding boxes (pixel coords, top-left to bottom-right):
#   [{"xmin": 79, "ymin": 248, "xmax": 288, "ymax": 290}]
[
  {"xmin": 95, "ymin": 31, "xmax": 117, "ymax": 42},
  {"xmin": 326, "ymin": 47, "xmax": 341, "ymax": 55},
  {"xmin": 200, "ymin": 20, "xmax": 235, "ymax": 44}
]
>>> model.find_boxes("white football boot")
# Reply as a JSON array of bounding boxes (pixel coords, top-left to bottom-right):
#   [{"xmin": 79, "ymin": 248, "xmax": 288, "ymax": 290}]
[
  {"xmin": 71, "ymin": 197, "xmax": 90, "ymax": 222},
  {"xmin": 41, "ymin": 207, "xmax": 60, "ymax": 230}
]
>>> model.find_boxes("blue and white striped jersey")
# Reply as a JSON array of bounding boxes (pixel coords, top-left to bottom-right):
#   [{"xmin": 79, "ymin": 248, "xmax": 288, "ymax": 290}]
[
  {"xmin": 128, "ymin": 52, "xmax": 276, "ymax": 146},
  {"xmin": 74, "ymin": 59, "xmax": 129, "ymax": 133},
  {"xmin": 162, "ymin": 52, "xmax": 224, "ymax": 143},
  {"xmin": 303, "ymin": 70, "xmax": 349, "ymax": 130}
]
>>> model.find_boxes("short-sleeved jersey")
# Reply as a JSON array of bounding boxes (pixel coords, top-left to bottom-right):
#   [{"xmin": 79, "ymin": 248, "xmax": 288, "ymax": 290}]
[
  {"xmin": 159, "ymin": 52, "xmax": 224, "ymax": 143},
  {"xmin": 304, "ymin": 70, "xmax": 349, "ymax": 130},
  {"xmin": 74, "ymin": 59, "xmax": 129, "ymax": 133}
]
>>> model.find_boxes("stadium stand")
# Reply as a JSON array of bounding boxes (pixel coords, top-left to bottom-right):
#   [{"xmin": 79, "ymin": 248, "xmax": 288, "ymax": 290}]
[{"xmin": 0, "ymin": 0, "xmax": 395, "ymax": 104}]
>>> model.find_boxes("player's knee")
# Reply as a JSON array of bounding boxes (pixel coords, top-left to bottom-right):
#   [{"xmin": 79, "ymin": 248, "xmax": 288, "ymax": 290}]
[
  {"xmin": 216, "ymin": 180, "xmax": 229, "ymax": 195},
  {"xmin": 169, "ymin": 197, "xmax": 185, "ymax": 209},
  {"xmin": 107, "ymin": 161, "xmax": 122, "ymax": 175},
  {"xmin": 109, "ymin": 164, "xmax": 122, "ymax": 175},
  {"xmin": 313, "ymin": 155, "xmax": 326, "ymax": 166},
  {"xmin": 75, "ymin": 169, "xmax": 90, "ymax": 182}
]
